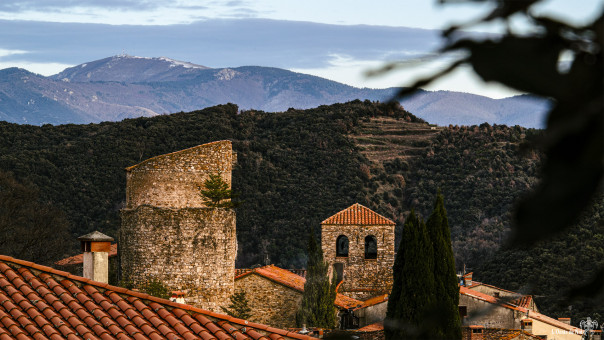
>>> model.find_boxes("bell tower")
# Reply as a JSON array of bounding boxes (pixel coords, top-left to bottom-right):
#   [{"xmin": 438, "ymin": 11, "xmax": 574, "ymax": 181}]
[{"xmin": 321, "ymin": 203, "xmax": 395, "ymax": 300}]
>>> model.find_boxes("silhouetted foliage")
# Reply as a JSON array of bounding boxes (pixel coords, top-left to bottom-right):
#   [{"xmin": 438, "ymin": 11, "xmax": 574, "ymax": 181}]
[{"xmin": 0, "ymin": 171, "xmax": 71, "ymax": 265}]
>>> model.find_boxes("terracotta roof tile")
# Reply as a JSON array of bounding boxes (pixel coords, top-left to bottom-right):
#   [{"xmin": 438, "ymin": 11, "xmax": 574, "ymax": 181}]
[
  {"xmin": 356, "ymin": 322, "xmax": 383, "ymax": 332},
  {"xmin": 321, "ymin": 203, "xmax": 395, "ymax": 225},
  {"xmin": 463, "ymin": 327, "xmax": 544, "ymax": 340},
  {"xmin": 236, "ymin": 265, "xmax": 362, "ymax": 309},
  {"xmin": 511, "ymin": 295, "xmax": 533, "ymax": 309},
  {"xmin": 459, "ymin": 286, "xmax": 526, "ymax": 312},
  {"xmin": 354, "ymin": 294, "xmax": 388, "ymax": 311},
  {"xmin": 527, "ymin": 310, "xmax": 583, "ymax": 334},
  {"xmin": 0, "ymin": 255, "xmax": 313, "ymax": 340}
]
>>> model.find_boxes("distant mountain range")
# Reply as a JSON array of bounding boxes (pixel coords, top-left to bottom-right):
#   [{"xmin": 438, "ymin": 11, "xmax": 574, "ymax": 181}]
[{"xmin": 0, "ymin": 55, "xmax": 550, "ymax": 127}]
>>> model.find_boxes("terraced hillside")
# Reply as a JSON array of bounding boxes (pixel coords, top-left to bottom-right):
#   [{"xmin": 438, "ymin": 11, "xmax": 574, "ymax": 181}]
[{"xmin": 350, "ymin": 116, "xmax": 444, "ymax": 164}]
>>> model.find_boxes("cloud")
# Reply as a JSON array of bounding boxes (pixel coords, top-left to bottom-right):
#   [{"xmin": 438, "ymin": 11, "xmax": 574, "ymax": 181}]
[
  {"xmin": 0, "ymin": 0, "xmax": 258, "ymax": 25},
  {"xmin": 0, "ymin": 49, "xmax": 28, "ymax": 58},
  {"xmin": 0, "ymin": 61, "xmax": 72, "ymax": 76},
  {"xmin": 0, "ymin": 0, "xmax": 162, "ymax": 12}
]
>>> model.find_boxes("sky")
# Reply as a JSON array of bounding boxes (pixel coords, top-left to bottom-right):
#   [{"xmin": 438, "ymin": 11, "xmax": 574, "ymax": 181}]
[{"xmin": 1, "ymin": 0, "xmax": 602, "ymax": 98}]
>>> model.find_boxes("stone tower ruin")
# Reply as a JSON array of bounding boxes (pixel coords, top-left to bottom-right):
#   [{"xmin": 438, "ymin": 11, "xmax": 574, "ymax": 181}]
[
  {"xmin": 119, "ymin": 140, "xmax": 236, "ymax": 312},
  {"xmin": 321, "ymin": 203, "xmax": 395, "ymax": 300}
]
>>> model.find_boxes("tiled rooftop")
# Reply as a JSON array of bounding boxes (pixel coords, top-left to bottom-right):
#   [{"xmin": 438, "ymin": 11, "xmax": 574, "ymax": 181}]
[
  {"xmin": 56, "ymin": 244, "xmax": 118, "ymax": 266},
  {"xmin": 354, "ymin": 294, "xmax": 388, "ymax": 311},
  {"xmin": 511, "ymin": 295, "xmax": 533, "ymax": 309},
  {"xmin": 463, "ymin": 327, "xmax": 543, "ymax": 340},
  {"xmin": 356, "ymin": 322, "xmax": 383, "ymax": 332},
  {"xmin": 0, "ymin": 255, "xmax": 313, "ymax": 340},
  {"xmin": 235, "ymin": 265, "xmax": 362, "ymax": 309},
  {"xmin": 460, "ymin": 286, "xmax": 583, "ymax": 335},
  {"xmin": 321, "ymin": 204, "xmax": 395, "ymax": 226},
  {"xmin": 460, "ymin": 286, "xmax": 526, "ymax": 312}
]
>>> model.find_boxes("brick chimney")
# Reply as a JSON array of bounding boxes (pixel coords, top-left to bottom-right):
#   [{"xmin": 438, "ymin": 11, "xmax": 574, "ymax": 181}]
[
  {"xmin": 463, "ymin": 272, "xmax": 473, "ymax": 286},
  {"xmin": 170, "ymin": 291, "xmax": 186, "ymax": 304},
  {"xmin": 558, "ymin": 317, "xmax": 571, "ymax": 325},
  {"xmin": 78, "ymin": 231, "xmax": 114, "ymax": 283}
]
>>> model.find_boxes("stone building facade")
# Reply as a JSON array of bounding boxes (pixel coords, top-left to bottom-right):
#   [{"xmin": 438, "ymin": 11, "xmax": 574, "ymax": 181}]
[
  {"xmin": 235, "ymin": 265, "xmax": 362, "ymax": 329},
  {"xmin": 321, "ymin": 203, "xmax": 395, "ymax": 300},
  {"xmin": 119, "ymin": 140, "xmax": 237, "ymax": 312},
  {"xmin": 235, "ymin": 270, "xmax": 303, "ymax": 328}
]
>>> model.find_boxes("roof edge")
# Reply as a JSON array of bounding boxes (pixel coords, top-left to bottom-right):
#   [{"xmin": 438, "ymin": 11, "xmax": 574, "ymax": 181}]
[
  {"xmin": 0, "ymin": 254, "xmax": 313, "ymax": 340},
  {"xmin": 321, "ymin": 203, "xmax": 396, "ymax": 225},
  {"xmin": 125, "ymin": 140, "xmax": 232, "ymax": 172}
]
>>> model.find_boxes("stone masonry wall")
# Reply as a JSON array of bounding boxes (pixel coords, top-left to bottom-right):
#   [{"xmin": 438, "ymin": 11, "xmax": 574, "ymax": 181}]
[
  {"xmin": 125, "ymin": 141, "xmax": 234, "ymax": 209},
  {"xmin": 120, "ymin": 206, "xmax": 236, "ymax": 312},
  {"xmin": 322, "ymin": 224, "xmax": 395, "ymax": 300},
  {"xmin": 235, "ymin": 274, "xmax": 302, "ymax": 329},
  {"xmin": 120, "ymin": 140, "xmax": 236, "ymax": 313}
]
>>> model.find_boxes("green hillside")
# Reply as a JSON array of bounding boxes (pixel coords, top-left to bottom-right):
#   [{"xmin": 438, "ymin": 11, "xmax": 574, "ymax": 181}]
[{"xmin": 0, "ymin": 100, "xmax": 600, "ymax": 321}]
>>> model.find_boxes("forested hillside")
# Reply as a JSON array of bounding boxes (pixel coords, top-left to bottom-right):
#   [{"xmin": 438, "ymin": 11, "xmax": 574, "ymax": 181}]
[{"xmin": 0, "ymin": 101, "xmax": 601, "ymax": 321}]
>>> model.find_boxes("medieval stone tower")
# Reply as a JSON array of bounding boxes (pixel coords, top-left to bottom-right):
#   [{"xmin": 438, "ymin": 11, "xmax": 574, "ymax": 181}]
[
  {"xmin": 119, "ymin": 140, "xmax": 236, "ymax": 312},
  {"xmin": 321, "ymin": 203, "xmax": 395, "ymax": 300}
]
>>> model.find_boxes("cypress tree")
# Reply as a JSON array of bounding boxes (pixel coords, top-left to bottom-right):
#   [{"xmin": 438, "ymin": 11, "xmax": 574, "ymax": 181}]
[
  {"xmin": 426, "ymin": 191, "xmax": 462, "ymax": 340},
  {"xmin": 385, "ymin": 209, "xmax": 436, "ymax": 339},
  {"xmin": 296, "ymin": 228, "xmax": 337, "ymax": 329}
]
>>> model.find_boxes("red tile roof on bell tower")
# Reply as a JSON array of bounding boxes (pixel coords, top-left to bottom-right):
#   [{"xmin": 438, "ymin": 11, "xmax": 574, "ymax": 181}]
[{"xmin": 321, "ymin": 203, "xmax": 395, "ymax": 225}]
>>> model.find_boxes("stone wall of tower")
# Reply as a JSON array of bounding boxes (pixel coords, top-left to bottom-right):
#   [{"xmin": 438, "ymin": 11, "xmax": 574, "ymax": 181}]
[
  {"xmin": 321, "ymin": 224, "xmax": 395, "ymax": 300},
  {"xmin": 125, "ymin": 141, "xmax": 234, "ymax": 209},
  {"xmin": 119, "ymin": 140, "xmax": 236, "ymax": 312}
]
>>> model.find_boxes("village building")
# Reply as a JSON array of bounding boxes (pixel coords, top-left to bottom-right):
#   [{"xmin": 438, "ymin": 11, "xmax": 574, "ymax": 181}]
[
  {"xmin": 49, "ymin": 142, "xmax": 592, "ymax": 339},
  {"xmin": 321, "ymin": 203, "xmax": 395, "ymax": 300},
  {"xmin": 234, "ymin": 264, "xmax": 362, "ymax": 328},
  {"xmin": 459, "ymin": 284, "xmax": 584, "ymax": 340},
  {"xmin": 461, "ymin": 325, "xmax": 544, "ymax": 340},
  {"xmin": 462, "ymin": 272, "xmax": 539, "ymax": 313}
]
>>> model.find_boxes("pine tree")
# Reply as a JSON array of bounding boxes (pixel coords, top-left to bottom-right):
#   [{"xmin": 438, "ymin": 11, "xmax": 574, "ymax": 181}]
[
  {"xmin": 199, "ymin": 173, "xmax": 241, "ymax": 208},
  {"xmin": 296, "ymin": 228, "xmax": 337, "ymax": 329},
  {"xmin": 426, "ymin": 191, "xmax": 462, "ymax": 340},
  {"xmin": 385, "ymin": 209, "xmax": 436, "ymax": 339},
  {"xmin": 221, "ymin": 291, "xmax": 252, "ymax": 320}
]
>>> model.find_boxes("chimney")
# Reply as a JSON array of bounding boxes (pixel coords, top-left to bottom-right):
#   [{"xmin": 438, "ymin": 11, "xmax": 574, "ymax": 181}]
[
  {"xmin": 521, "ymin": 319, "xmax": 533, "ymax": 334},
  {"xmin": 78, "ymin": 231, "xmax": 114, "ymax": 284},
  {"xmin": 558, "ymin": 317, "xmax": 571, "ymax": 325},
  {"xmin": 170, "ymin": 291, "xmax": 186, "ymax": 304},
  {"xmin": 464, "ymin": 272, "xmax": 473, "ymax": 286},
  {"xmin": 468, "ymin": 325, "xmax": 484, "ymax": 340}
]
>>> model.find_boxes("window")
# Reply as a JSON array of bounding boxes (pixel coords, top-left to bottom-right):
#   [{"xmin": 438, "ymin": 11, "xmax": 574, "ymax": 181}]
[
  {"xmin": 364, "ymin": 235, "xmax": 377, "ymax": 259},
  {"xmin": 336, "ymin": 235, "xmax": 349, "ymax": 257},
  {"xmin": 459, "ymin": 306, "xmax": 467, "ymax": 318},
  {"xmin": 494, "ymin": 292, "xmax": 500, "ymax": 298}
]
